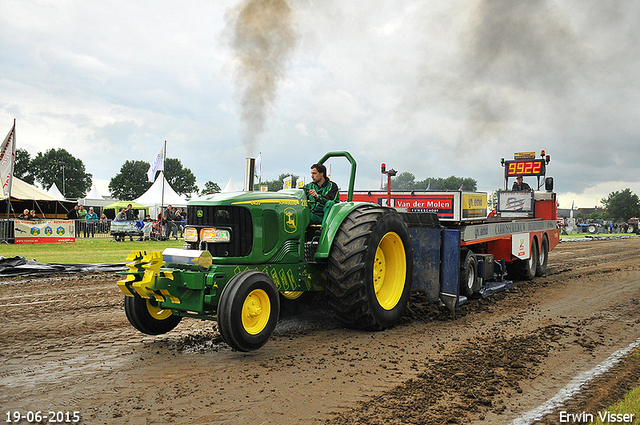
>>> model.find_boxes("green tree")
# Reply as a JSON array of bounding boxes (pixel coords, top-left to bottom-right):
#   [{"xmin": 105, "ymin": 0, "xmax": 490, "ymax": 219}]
[
  {"xmin": 385, "ymin": 173, "xmax": 477, "ymax": 191},
  {"xmin": 201, "ymin": 181, "xmax": 221, "ymax": 195},
  {"xmin": 164, "ymin": 158, "xmax": 198, "ymax": 196},
  {"xmin": 262, "ymin": 173, "xmax": 299, "ymax": 191},
  {"xmin": 14, "ymin": 148, "xmax": 34, "ymax": 184},
  {"xmin": 601, "ymin": 188, "xmax": 640, "ymax": 221},
  {"xmin": 109, "ymin": 160, "xmax": 151, "ymax": 200},
  {"xmin": 30, "ymin": 148, "xmax": 92, "ymax": 198},
  {"xmin": 388, "ymin": 172, "xmax": 416, "ymax": 190}
]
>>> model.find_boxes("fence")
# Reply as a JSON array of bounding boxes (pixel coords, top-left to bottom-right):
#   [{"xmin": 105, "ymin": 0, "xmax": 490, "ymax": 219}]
[
  {"xmin": 0, "ymin": 219, "xmax": 180, "ymax": 242},
  {"xmin": 0, "ymin": 219, "xmax": 12, "ymax": 243}
]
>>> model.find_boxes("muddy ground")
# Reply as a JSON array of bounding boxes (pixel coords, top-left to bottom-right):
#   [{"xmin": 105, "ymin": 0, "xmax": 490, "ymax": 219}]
[{"xmin": 1, "ymin": 238, "xmax": 640, "ymax": 424}]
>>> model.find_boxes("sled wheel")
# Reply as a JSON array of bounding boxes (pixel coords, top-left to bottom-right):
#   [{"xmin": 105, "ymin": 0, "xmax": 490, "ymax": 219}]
[
  {"xmin": 460, "ymin": 249, "xmax": 479, "ymax": 297},
  {"xmin": 124, "ymin": 295, "xmax": 182, "ymax": 335},
  {"xmin": 536, "ymin": 235, "xmax": 549, "ymax": 277},
  {"xmin": 326, "ymin": 206, "xmax": 413, "ymax": 331},
  {"xmin": 218, "ymin": 270, "xmax": 280, "ymax": 352},
  {"xmin": 507, "ymin": 238, "xmax": 538, "ymax": 281}
]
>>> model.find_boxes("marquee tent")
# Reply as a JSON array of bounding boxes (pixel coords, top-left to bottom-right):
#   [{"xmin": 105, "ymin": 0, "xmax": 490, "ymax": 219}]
[
  {"xmin": 47, "ymin": 183, "xmax": 65, "ymax": 200},
  {"xmin": 134, "ymin": 172, "xmax": 188, "ymax": 218},
  {"xmin": 1, "ymin": 177, "xmax": 76, "ymax": 218},
  {"xmin": 79, "ymin": 183, "xmax": 114, "ymax": 210}
]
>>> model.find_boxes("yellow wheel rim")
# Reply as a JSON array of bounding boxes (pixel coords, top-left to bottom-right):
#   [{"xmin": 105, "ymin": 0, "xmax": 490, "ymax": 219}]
[
  {"xmin": 373, "ymin": 232, "xmax": 406, "ymax": 310},
  {"xmin": 281, "ymin": 291, "xmax": 304, "ymax": 300},
  {"xmin": 146, "ymin": 300, "xmax": 173, "ymax": 320},
  {"xmin": 242, "ymin": 289, "xmax": 271, "ymax": 335}
]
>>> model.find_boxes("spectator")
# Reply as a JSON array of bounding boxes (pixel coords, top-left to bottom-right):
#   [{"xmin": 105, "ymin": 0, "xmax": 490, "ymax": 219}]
[
  {"xmin": 29, "ymin": 210, "xmax": 39, "ymax": 220},
  {"xmin": 77, "ymin": 205, "xmax": 87, "ymax": 237},
  {"xmin": 163, "ymin": 205, "xmax": 178, "ymax": 240},
  {"xmin": 85, "ymin": 207, "xmax": 98, "ymax": 238},
  {"xmin": 140, "ymin": 214, "xmax": 153, "ymax": 241},
  {"xmin": 18, "ymin": 209, "xmax": 30, "ymax": 219},
  {"xmin": 67, "ymin": 205, "xmax": 78, "ymax": 220},
  {"xmin": 125, "ymin": 203, "xmax": 136, "ymax": 221},
  {"xmin": 99, "ymin": 213, "xmax": 109, "ymax": 234},
  {"xmin": 115, "ymin": 208, "xmax": 127, "ymax": 221},
  {"xmin": 113, "ymin": 208, "xmax": 127, "ymax": 242}
]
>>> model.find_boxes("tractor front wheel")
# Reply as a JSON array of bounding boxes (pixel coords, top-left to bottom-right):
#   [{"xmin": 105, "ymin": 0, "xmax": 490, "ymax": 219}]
[
  {"xmin": 124, "ymin": 296, "xmax": 182, "ymax": 335},
  {"xmin": 326, "ymin": 206, "xmax": 413, "ymax": 331},
  {"xmin": 217, "ymin": 270, "xmax": 280, "ymax": 352}
]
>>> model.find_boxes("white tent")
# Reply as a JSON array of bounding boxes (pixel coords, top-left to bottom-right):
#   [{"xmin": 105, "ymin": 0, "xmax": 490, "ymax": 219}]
[
  {"xmin": 134, "ymin": 172, "xmax": 188, "ymax": 218},
  {"xmin": 1, "ymin": 177, "xmax": 59, "ymax": 201},
  {"xmin": 47, "ymin": 183, "xmax": 65, "ymax": 200},
  {"xmin": 86, "ymin": 183, "xmax": 103, "ymax": 200},
  {"xmin": 1, "ymin": 177, "xmax": 76, "ymax": 218},
  {"xmin": 79, "ymin": 183, "xmax": 115, "ymax": 210},
  {"xmin": 222, "ymin": 177, "xmax": 239, "ymax": 193}
]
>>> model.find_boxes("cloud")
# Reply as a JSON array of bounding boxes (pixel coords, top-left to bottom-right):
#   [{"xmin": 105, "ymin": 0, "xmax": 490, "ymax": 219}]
[{"xmin": 0, "ymin": 0, "xmax": 638, "ymax": 210}]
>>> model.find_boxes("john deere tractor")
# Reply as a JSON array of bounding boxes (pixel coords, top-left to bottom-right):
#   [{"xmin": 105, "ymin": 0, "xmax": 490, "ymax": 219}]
[{"xmin": 117, "ymin": 152, "xmax": 413, "ymax": 351}]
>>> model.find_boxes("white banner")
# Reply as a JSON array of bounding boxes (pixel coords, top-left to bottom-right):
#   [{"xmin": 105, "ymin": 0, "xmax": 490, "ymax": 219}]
[{"xmin": 0, "ymin": 123, "xmax": 15, "ymax": 197}]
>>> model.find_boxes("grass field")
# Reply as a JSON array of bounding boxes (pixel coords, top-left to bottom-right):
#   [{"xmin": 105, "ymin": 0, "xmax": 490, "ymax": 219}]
[{"xmin": 0, "ymin": 238, "xmax": 185, "ymax": 264}]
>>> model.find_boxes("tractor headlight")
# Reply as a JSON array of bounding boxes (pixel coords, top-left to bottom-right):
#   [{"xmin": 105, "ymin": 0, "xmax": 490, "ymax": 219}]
[
  {"xmin": 184, "ymin": 227, "xmax": 199, "ymax": 242},
  {"xmin": 200, "ymin": 228, "xmax": 231, "ymax": 243}
]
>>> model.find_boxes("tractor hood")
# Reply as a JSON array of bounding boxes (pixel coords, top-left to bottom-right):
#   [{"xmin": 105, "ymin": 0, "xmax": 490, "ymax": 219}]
[{"xmin": 188, "ymin": 188, "xmax": 306, "ymax": 206}]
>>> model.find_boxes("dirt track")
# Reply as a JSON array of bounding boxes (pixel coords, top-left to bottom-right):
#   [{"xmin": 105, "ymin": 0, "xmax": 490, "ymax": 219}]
[{"xmin": 1, "ymin": 238, "xmax": 640, "ymax": 424}]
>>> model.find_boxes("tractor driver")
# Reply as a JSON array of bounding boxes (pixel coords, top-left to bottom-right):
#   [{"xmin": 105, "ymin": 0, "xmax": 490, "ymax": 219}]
[
  {"xmin": 305, "ymin": 163, "xmax": 339, "ymax": 226},
  {"xmin": 512, "ymin": 175, "xmax": 532, "ymax": 191}
]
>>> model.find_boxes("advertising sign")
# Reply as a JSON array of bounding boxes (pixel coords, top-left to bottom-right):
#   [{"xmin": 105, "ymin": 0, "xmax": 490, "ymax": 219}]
[
  {"xmin": 498, "ymin": 191, "xmax": 534, "ymax": 213},
  {"xmin": 13, "ymin": 220, "xmax": 75, "ymax": 244},
  {"xmin": 462, "ymin": 193, "xmax": 488, "ymax": 219}
]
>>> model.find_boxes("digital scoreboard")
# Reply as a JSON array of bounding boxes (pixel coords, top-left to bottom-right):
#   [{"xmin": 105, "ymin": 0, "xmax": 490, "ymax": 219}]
[{"xmin": 504, "ymin": 159, "xmax": 546, "ymax": 177}]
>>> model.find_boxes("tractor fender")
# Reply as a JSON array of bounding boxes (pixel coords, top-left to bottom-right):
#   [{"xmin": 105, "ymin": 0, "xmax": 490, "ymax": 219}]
[{"xmin": 314, "ymin": 202, "xmax": 376, "ymax": 260}]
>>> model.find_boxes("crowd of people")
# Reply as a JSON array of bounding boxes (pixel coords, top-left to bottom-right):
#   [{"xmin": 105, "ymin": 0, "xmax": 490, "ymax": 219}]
[{"xmin": 17, "ymin": 209, "xmax": 41, "ymax": 220}]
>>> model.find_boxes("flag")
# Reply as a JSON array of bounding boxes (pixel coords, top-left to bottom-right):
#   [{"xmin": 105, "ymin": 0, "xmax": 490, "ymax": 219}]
[
  {"xmin": 297, "ymin": 178, "xmax": 305, "ymax": 188},
  {"xmin": 147, "ymin": 141, "xmax": 165, "ymax": 182},
  {"xmin": 0, "ymin": 122, "xmax": 16, "ymax": 197},
  {"xmin": 459, "ymin": 184, "xmax": 463, "ymax": 191},
  {"xmin": 283, "ymin": 175, "xmax": 292, "ymax": 189},
  {"xmin": 254, "ymin": 153, "xmax": 262, "ymax": 180},
  {"xmin": 426, "ymin": 180, "xmax": 431, "ymax": 191}
]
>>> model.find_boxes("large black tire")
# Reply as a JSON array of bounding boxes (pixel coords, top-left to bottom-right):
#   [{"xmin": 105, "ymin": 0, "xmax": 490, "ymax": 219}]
[
  {"xmin": 326, "ymin": 206, "xmax": 413, "ymax": 331},
  {"xmin": 627, "ymin": 224, "xmax": 638, "ymax": 234},
  {"xmin": 536, "ymin": 235, "xmax": 549, "ymax": 277},
  {"xmin": 507, "ymin": 238, "xmax": 538, "ymax": 281},
  {"xmin": 124, "ymin": 295, "xmax": 182, "ymax": 335},
  {"xmin": 587, "ymin": 224, "xmax": 597, "ymax": 234},
  {"xmin": 460, "ymin": 249, "xmax": 480, "ymax": 297},
  {"xmin": 217, "ymin": 270, "xmax": 280, "ymax": 352}
]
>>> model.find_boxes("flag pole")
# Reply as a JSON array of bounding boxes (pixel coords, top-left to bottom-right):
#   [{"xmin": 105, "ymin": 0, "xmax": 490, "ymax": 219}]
[
  {"xmin": 4, "ymin": 119, "xmax": 16, "ymax": 219},
  {"xmin": 161, "ymin": 140, "xmax": 166, "ymax": 211}
]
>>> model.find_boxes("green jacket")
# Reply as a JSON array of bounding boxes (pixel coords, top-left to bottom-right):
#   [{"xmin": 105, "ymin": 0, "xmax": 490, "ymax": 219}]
[{"xmin": 305, "ymin": 178, "xmax": 339, "ymax": 216}]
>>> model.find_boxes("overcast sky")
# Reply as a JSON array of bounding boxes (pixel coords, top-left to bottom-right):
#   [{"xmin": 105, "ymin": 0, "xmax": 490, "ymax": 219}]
[{"xmin": 1, "ymin": 0, "xmax": 639, "ymax": 209}]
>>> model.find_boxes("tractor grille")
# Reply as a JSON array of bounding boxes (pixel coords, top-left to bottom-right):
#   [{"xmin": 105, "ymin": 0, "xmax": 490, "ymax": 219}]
[{"xmin": 187, "ymin": 205, "xmax": 253, "ymax": 257}]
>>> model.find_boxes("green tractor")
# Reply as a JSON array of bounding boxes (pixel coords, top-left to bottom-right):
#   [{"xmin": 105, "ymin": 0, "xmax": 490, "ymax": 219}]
[{"xmin": 117, "ymin": 152, "xmax": 413, "ymax": 351}]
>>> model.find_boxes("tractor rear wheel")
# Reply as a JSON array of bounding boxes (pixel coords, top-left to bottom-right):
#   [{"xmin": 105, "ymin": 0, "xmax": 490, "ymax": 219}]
[
  {"xmin": 217, "ymin": 270, "xmax": 280, "ymax": 352},
  {"xmin": 326, "ymin": 206, "xmax": 413, "ymax": 331},
  {"xmin": 507, "ymin": 239, "xmax": 538, "ymax": 281},
  {"xmin": 124, "ymin": 295, "xmax": 182, "ymax": 335}
]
